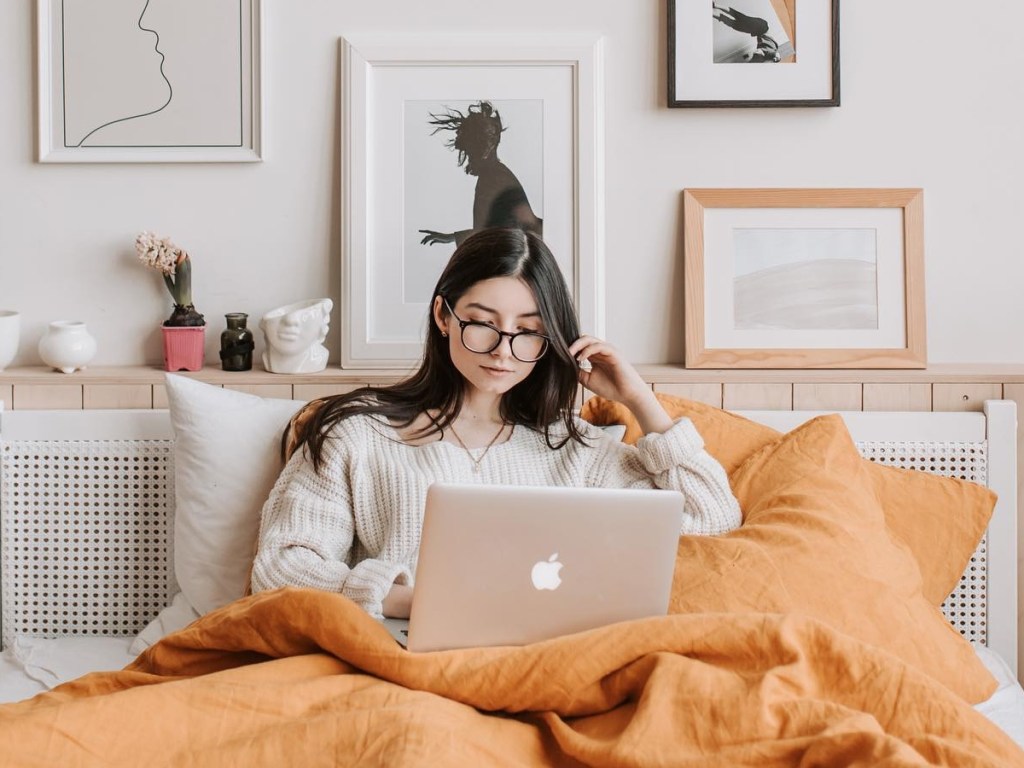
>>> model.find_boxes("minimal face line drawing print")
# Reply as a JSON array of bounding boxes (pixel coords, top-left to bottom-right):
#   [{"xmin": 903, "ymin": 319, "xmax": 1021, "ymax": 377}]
[
  {"xmin": 732, "ymin": 227, "xmax": 879, "ymax": 331},
  {"xmin": 38, "ymin": 0, "xmax": 263, "ymax": 162},
  {"xmin": 712, "ymin": 0, "xmax": 795, "ymax": 64},
  {"xmin": 62, "ymin": 0, "xmax": 241, "ymax": 148},
  {"xmin": 417, "ymin": 100, "xmax": 544, "ymax": 249},
  {"xmin": 67, "ymin": 0, "xmax": 174, "ymax": 147}
]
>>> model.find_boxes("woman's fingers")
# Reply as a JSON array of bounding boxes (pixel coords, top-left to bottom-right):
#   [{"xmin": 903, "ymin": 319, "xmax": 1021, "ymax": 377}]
[
  {"xmin": 568, "ymin": 334, "xmax": 603, "ymax": 357},
  {"xmin": 569, "ymin": 336, "xmax": 617, "ymax": 370}
]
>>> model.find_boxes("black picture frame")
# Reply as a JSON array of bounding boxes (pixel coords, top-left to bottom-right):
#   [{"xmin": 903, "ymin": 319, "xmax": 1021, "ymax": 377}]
[{"xmin": 668, "ymin": 0, "xmax": 840, "ymax": 108}]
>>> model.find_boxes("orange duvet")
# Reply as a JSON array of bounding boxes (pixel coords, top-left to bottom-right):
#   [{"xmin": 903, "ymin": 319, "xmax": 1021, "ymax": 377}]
[{"xmin": 0, "ymin": 588, "xmax": 1021, "ymax": 767}]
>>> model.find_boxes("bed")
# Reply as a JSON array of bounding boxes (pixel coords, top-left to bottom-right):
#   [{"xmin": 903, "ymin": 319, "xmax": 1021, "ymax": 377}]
[{"xmin": 0, "ymin": 381, "xmax": 1022, "ymax": 765}]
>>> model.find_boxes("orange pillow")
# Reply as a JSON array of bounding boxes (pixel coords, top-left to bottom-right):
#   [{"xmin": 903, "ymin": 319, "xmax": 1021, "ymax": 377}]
[
  {"xmin": 581, "ymin": 394, "xmax": 995, "ymax": 606},
  {"xmin": 669, "ymin": 415, "xmax": 996, "ymax": 704}
]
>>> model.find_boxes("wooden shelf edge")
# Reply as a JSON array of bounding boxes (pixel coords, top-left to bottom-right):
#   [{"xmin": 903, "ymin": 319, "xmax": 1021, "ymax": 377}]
[
  {"xmin": 633, "ymin": 363, "xmax": 1024, "ymax": 384},
  {"xmin": 0, "ymin": 365, "xmax": 416, "ymax": 386},
  {"xmin": 3, "ymin": 363, "xmax": 1024, "ymax": 387}
]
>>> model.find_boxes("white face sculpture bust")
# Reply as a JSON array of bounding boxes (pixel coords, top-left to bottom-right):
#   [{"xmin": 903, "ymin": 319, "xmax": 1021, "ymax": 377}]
[{"xmin": 259, "ymin": 298, "xmax": 333, "ymax": 374}]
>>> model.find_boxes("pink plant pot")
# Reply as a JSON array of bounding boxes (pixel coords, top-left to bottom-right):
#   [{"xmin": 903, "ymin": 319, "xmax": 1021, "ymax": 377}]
[{"xmin": 162, "ymin": 326, "xmax": 205, "ymax": 372}]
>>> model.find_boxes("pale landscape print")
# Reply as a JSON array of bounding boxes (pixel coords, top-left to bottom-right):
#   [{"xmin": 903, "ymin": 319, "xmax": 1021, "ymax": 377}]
[{"xmin": 733, "ymin": 228, "xmax": 879, "ymax": 330}]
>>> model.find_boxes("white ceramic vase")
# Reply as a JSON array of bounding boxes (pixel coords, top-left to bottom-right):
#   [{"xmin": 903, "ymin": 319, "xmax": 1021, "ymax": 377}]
[
  {"xmin": 38, "ymin": 320, "xmax": 97, "ymax": 374},
  {"xmin": 0, "ymin": 310, "xmax": 19, "ymax": 371}
]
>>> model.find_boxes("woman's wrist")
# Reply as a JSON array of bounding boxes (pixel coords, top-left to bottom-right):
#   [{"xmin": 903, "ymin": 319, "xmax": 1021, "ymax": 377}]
[
  {"xmin": 623, "ymin": 389, "xmax": 673, "ymax": 435},
  {"xmin": 620, "ymin": 385, "xmax": 657, "ymax": 412},
  {"xmin": 382, "ymin": 583, "xmax": 413, "ymax": 619}
]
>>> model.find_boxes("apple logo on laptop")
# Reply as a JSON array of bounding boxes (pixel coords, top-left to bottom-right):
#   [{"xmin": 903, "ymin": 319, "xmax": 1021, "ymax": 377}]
[{"xmin": 531, "ymin": 553, "xmax": 563, "ymax": 591}]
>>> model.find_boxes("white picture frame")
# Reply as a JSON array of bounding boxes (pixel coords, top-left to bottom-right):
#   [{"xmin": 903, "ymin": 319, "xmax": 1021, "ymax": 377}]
[
  {"xmin": 340, "ymin": 33, "xmax": 605, "ymax": 369},
  {"xmin": 36, "ymin": 0, "xmax": 263, "ymax": 163}
]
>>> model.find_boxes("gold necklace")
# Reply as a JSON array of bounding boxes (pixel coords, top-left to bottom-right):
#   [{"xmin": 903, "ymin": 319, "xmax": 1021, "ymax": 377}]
[{"xmin": 447, "ymin": 421, "xmax": 511, "ymax": 474}]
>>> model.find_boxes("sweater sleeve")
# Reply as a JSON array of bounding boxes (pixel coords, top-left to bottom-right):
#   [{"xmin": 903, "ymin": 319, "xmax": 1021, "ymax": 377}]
[
  {"xmin": 250, "ymin": 434, "xmax": 412, "ymax": 619},
  {"xmin": 582, "ymin": 417, "xmax": 742, "ymax": 536}
]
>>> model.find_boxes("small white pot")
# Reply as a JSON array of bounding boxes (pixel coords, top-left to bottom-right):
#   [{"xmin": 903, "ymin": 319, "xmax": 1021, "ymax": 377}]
[{"xmin": 38, "ymin": 320, "xmax": 97, "ymax": 374}]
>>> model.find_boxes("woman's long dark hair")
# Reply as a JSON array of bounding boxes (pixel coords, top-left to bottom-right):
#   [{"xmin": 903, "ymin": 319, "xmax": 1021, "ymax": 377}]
[{"xmin": 296, "ymin": 227, "xmax": 587, "ymax": 471}]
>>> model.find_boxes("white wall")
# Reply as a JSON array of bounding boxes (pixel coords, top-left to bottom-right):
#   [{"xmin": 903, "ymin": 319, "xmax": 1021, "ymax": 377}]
[{"xmin": 1, "ymin": 1, "xmax": 1021, "ymax": 367}]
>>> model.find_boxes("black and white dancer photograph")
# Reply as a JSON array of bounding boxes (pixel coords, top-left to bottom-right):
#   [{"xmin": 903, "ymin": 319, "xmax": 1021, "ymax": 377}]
[
  {"xmin": 712, "ymin": 0, "xmax": 795, "ymax": 63},
  {"xmin": 405, "ymin": 99, "xmax": 544, "ymax": 304}
]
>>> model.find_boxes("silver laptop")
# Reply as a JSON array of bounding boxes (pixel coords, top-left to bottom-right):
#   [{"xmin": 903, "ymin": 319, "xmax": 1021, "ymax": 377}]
[{"xmin": 396, "ymin": 483, "xmax": 683, "ymax": 652}]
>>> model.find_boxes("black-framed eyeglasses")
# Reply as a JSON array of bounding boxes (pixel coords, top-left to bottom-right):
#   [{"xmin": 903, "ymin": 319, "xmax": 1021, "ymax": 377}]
[{"xmin": 443, "ymin": 298, "xmax": 550, "ymax": 363}]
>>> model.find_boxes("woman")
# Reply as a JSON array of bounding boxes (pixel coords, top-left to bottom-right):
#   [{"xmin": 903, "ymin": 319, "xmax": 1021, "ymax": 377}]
[{"xmin": 251, "ymin": 228, "xmax": 742, "ymax": 619}]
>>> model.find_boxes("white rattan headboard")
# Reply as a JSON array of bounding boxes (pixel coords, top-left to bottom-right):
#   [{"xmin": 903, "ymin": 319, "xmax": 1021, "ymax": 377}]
[
  {"xmin": 0, "ymin": 409, "xmax": 176, "ymax": 648},
  {"xmin": 0, "ymin": 401, "xmax": 1018, "ymax": 674}
]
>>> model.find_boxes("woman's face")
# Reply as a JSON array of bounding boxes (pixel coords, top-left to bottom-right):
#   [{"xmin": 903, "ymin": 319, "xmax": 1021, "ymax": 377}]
[{"xmin": 435, "ymin": 277, "xmax": 546, "ymax": 398}]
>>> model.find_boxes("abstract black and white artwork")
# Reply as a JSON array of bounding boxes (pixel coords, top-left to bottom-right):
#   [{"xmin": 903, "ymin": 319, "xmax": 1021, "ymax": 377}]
[{"xmin": 711, "ymin": 0, "xmax": 795, "ymax": 64}]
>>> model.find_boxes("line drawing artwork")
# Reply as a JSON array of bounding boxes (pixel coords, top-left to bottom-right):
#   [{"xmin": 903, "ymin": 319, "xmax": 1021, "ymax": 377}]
[
  {"xmin": 59, "ymin": 0, "xmax": 243, "ymax": 148},
  {"xmin": 732, "ymin": 228, "xmax": 879, "ymax": 331},
  {"xmin": 69, "ymin": 0, "xmax": 173, "ymax": 147},
  {"xmin": 405, "ymin": 98, "xmax": 544, "ymax": 304}
]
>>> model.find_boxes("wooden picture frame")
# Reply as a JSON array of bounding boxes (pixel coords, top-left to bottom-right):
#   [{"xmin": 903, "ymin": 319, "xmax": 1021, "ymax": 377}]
[
  {"xmin": 339, "ymin": 34, "xmax": 605, "ymax": 368},
  {"xmin": 37, "ymin": 0, "xmax": 263, "ymax": 163},
  {"xmin": 683, "ymin": 188, "xmax": 926, "ymax": 369},
  {"xmin": 668, "ymin": 0, "xmax": 840, "ymax": 108}
]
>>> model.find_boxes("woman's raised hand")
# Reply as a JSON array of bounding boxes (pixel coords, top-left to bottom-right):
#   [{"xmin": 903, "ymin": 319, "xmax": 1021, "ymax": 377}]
[
  {"xmin": 569, "ymin": 335, "xmax": 674, "ymax": 435},
  {"xmin": 568, "ymin": 335, "xmax": 650, "ymax": 407}
]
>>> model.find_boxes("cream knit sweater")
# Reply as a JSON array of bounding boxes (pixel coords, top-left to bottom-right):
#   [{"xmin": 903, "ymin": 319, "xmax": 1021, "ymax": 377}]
[{"xmin": 251, "ymin": 414, "xmax": 742, "ymax": 618}]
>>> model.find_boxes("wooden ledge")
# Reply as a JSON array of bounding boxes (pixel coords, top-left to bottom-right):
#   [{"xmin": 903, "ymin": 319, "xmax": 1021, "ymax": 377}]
[{"xmin": 3, "ymin": 363, "xmax": 1024, "ymax": 387}]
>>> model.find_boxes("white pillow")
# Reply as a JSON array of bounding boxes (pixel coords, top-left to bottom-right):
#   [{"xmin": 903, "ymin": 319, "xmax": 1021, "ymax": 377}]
[{"xmin": 131, "ymin": 375, "xmax": 304, "ymax": 653}]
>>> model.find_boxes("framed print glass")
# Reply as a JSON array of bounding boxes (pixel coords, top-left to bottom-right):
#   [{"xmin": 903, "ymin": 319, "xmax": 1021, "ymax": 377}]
[
  {"xmin": 37, "ymin": 0, "xmax": 263, "ymax": 162},
  {"xmin": 340, "ymin": 34, "xmax": 605, "ymax": 368},
  {"xmin": 683, "ymin": 189, "xmax": 926, "ymax": 368},
  {"xmin": 668, "ymin": 0, "xmax": 839, "ymax": 107}
]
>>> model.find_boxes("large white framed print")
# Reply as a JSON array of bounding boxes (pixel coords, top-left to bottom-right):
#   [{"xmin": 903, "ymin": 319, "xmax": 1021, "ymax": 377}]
[
  {"xmin": 340, "ymin": 34, "xmax": 605, "ymax": 369},
  {"xmin": 37, "ymin": 0, "xmax": 263, "ymax": 163}
]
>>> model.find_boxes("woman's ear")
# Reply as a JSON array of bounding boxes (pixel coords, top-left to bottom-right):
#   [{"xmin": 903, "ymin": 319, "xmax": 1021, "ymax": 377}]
[{"xmin": 432, "ymin": 295, "xmax": 448, "ymax": 336}]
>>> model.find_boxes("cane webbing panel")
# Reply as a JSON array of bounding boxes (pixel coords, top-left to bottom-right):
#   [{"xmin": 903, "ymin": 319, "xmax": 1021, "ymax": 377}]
[
  {"xmin": 0, "ymin": 439, "xmax": 175, "ymax": 648},
  {"xmin": 856, "ymin": 440, "xmax": 988, "ymax": 646}
]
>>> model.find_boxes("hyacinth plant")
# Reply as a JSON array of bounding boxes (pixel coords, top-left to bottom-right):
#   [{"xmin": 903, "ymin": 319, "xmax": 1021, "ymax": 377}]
[{"xmin": 135, "ymin": 231, "xmax": 206, "ymax": 327}]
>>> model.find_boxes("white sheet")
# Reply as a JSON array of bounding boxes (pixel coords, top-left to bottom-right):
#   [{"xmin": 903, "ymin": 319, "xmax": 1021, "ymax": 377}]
[
  {"xmin": 1, "ymin": 635, "xmax": 1023, "ymax": 750},
  {"xmin": 0, "ymin": 635, "xmax": 135, "ymax": 704},
  {"xmin": 974, "ymin": 642, "xmax": 1024, "ymax": 747}
]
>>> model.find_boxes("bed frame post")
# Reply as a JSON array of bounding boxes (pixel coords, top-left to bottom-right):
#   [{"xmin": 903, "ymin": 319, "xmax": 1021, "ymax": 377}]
[{"xmin": 984, "ymin": 399, "xmax": 1018, "ymax": 678}]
